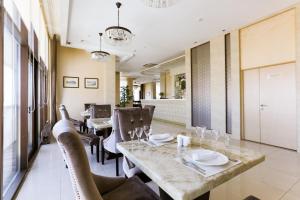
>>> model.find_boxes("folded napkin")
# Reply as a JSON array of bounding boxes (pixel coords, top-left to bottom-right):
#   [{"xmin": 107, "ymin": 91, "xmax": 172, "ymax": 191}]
[
  {"xmin": 176, "ymin": 156, "xmax": 241, "ymax": 177},
  {"xmin": 191, "ymin": 149, "xmax": 218, "ymax": 161},
  {"xmin": 177, "ymin": 135, "xmax": 192, "ymax": 147}
]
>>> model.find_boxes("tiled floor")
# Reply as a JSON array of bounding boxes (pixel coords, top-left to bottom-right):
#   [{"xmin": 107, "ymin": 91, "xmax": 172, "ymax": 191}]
[{"xmin": 15, "ymin": 120, "xmax": 300, "ymax": 200}]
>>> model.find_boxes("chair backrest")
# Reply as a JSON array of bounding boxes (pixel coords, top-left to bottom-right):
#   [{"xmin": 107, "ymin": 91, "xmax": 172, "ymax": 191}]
[
  {"xmin": 91, "ymin": 105, "xmax": 111, "ymax": 119},
  {"xmin": 52, "ymin": 120, "xmax": 102, "ymax": 200},
  {"xmin": 84, "ymin": 103, "xmax": 96, "ymax": 111},
  {"xmin": 117, "ymin": 108, "xmax": 151, "ymax": 141},
  {"xmin": 144, "ymin": 105, "xmax": 155, "ymax": 123},
  {"xmin": 59, "ymin": 105, "xmax": 70, "ymax": 120}
]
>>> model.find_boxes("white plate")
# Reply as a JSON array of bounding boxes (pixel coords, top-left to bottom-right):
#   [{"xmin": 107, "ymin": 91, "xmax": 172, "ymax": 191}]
[
  {"xmin": 188, "ymin": 150, "xmax": 229, "ymax": 166},
  {"xmin": 150, "ymin": 136, "xmax": 174, "ymax": 143},
  {"xmin": 150, "ymin": 133, "xmax": 171, "ymax": 141}
]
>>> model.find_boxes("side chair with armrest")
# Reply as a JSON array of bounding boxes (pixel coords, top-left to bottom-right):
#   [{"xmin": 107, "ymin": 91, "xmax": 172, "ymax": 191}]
[
  {"xmin": 52, "ymin": 119, "xmax": 159, "ymax": 200},
  {"xmin": 59, "ymin": 105, "xmax": 100, "ymax": 162}
]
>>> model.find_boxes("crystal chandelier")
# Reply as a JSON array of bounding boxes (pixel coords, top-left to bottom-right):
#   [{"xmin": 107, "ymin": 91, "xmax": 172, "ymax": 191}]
[
  {"xmin": 141, "ymin": 0, "xmax": 180, "ymax": 8},
  {"xmin": 91, "ymin": 33, "xmax": 110, "ymax": 61},
  {"xmin": 105, "ymin": 2, "xmax": 133, "ymax": 46}
]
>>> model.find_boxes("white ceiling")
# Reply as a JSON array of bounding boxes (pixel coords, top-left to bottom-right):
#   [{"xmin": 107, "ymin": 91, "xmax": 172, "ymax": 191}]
[{"xmin": 42, "ymin": 0, "xmax": 300, "ymax": 73}]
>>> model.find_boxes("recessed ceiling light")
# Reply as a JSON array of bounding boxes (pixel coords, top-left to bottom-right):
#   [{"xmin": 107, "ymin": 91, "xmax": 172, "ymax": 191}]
[
  {"xmin": 81, "ymin": 40, "xmax": 84, "ymax": 42},
  {"xmin": 197, "ymin": 18, "xmax": 203, "ymax": 22},
  {"xmin": 222, "ymin": 29, "xmax": 226, "ymax": 32},
  {"xmin": 193, "ymin": 41, "xmax": 198, "ymax": 44}
]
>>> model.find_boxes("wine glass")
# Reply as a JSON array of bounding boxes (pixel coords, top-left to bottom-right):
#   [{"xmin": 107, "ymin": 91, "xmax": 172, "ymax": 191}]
[
  {"xmin": 128, "ymin": 130, "xmax": 135, "ymax": 150},
  {"xmin": 143, "ymin": 125, "xmax": 151, "ymax": 141},
  {"xmin": 135, "ymin": 127, "xmax": 143, "ymax": 142},
  {"xmin": 224, "ymin": 133, "xmax": 231, "ymax": 148},
  {"xmin": 212, "ymin": 129, "xmax": 220, "ymax": 151}
]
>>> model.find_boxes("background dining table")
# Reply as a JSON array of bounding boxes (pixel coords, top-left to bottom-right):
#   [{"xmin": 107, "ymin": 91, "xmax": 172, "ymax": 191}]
[{"xmin": 117, "ymin": 137, "xmax": 265, "ymax": 200}]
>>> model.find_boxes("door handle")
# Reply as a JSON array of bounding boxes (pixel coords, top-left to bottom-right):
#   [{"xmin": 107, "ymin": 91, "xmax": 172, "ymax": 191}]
[{"xmin": 260, "ymin": 104, "xmax": 268, "ymax": 111}]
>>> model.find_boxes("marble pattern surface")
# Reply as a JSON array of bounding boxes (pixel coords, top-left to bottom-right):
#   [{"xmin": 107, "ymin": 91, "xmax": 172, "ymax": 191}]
[{"xmin": 117, "ymin": 137, "xmax": 265, "ymax": 200}]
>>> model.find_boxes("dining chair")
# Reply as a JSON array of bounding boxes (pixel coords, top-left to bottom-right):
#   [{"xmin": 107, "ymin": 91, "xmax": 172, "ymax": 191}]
[
  {"xmin": 89, "ymin": 104, "xmax": 112, "ymax": 138},
  {"xmin": 144, "ymin": 105, "xmax": 155, "ymax": 123},
  {"xmin": 59, "ymin": 104, "xmax": 85, "ymax": 132},
  {"xmin": 59, "ymin": 105, "xmax": 101, "ymax": 162},
  {"xmin": 117, "ymin": 108, "xmax": 151, "ymax": 178},
  {"xmin": 52, "ymin": 119, "xmax": 159, "ymax": 200},
  {"xmin": 83, "ymin": 103, "xmax": 96, "ymax": 132},
  {"xmin": 101, "ymin": 108, "xmax": 140, "ymax": 176}
]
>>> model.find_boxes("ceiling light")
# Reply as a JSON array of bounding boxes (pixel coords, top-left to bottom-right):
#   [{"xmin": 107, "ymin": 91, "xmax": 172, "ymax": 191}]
[
  {"xmin": 91, "ymin": 33, "xmax": 110, "ymax": 61},
  {"xmin": 141, "ymin": 0, "xmax": 180, "ymax": 8},
  {"xmin": 105, "ymin": 2, "xmax": 133, "ymax": 46}
]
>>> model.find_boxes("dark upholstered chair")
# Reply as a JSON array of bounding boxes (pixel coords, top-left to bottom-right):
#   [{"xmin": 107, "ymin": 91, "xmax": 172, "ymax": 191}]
[
  {"xmin": 59, "ymin": 104, "xmax": 85, "ymax": 132},
  {"xmin": 52, "ymin": 120, "xmax": 159, "ymax": 200},
  {"xmin": 91, "ymin": 105, "xmax": 111, "ymax": 119},
  {"xmin": 59, "ymin": 105, "xmax": 100, "ymax": 162},
  {"xmin": 117, "ymin": 108, "xmax": 151, "ymax": 177},
  {"xmin": 144, "ymin": 105, "xmax": 155, "ymax": 124},
  {"xmin": 83, "ymin": 103, "xmax": 96, "ymax": 132},
  {"xmin": 89, "ymin": 104, "xmax": 112, "ymax": 138},
  {"xmin": 102, "ymin": 108, "xmax": 141, "ymax": 176}
]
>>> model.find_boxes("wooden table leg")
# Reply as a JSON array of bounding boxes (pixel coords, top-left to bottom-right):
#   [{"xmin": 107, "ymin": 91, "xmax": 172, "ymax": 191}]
[{"xmin": 159, "ymin": 188, "xmax": 210, "ymax": 200}]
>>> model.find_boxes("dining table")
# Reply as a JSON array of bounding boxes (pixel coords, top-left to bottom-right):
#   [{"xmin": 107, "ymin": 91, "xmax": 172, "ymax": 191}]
[
  {"xmin": 87, "ymin": 118, "xmax": 112, "ymax": 134},
  {"xmin": 117, "ymin": 136, "xmax": 265, "ymax": 200}
]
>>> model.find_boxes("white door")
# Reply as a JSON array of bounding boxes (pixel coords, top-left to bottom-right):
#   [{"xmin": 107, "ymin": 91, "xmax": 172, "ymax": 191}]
[
  {"xmin": 244, "ymin": 69, "xmax": 261, "ymax": 142},
  {"xmin": 260, "ymin": 63, "xmax": 297, "ymax": 149}
]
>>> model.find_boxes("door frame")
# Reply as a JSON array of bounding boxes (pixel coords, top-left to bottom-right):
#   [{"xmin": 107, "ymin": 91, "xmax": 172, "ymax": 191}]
[{"xmin": 241, "ymin": 61, "xmax": 296, "ymax": 145}]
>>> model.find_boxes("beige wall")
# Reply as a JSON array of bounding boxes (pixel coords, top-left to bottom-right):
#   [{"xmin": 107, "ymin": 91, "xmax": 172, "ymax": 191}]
[
  {"xmin": 240, "ymin": 9, "xmax": 296, "ymax": 69},
  {"xmin": 185, "ymin": 30, "xmax": 241, "ymax": 139},
  {"xmin": 56, "ymin": 45, "xmax": 116, "ymax": 120},
  {"xmin": 210, "ymin": 36, "xmax": 226, "ymax": 133},
  {"xmin": 295, "ymin": 5, "xmax": 300, "ymax": 152},
  {"xmin": 115, "ymin": 72, "xmax": 120, "ymax": 105}
]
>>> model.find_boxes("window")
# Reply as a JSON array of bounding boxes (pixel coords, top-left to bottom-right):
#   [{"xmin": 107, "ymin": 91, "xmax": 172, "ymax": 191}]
[{"xmin": 3, "ymin": 1, "xmax": 21, "ymax": 197}]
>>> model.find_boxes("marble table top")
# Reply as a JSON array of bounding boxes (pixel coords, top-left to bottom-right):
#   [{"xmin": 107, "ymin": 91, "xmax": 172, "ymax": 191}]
[
  {"xmin": 117, "ymin": 137, "xmax": 265, "ymax": 200},
  {"xmin": 87, "ymin": 118, "xmax": 112, "ymax": 130}
]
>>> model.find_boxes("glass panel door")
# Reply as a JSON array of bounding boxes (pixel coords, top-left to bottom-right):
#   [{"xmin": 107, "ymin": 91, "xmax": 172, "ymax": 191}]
[
  {"xmin": 3, "ymin": 16, "xmax": 20, "ymax": 195},
  {"xmin": 27, "ymin": 55, "xmax": 34, "ymax": 157}
]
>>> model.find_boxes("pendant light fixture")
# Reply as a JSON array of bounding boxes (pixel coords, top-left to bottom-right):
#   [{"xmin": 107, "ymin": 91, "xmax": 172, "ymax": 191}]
[
  {"xmin": 141, "ymin": 0, "xmax": 180, "ymax": 8},
  {"xmin": 105, "ymin": 2, "xmax": 133, "ymax": 46},
  {"xmin": 91, "ymin": 33, "xmax": 110, "ymax": 61}
]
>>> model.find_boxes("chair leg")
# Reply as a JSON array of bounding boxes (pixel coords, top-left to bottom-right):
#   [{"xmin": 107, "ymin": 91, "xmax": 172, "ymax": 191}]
[
  {"xmin": 91, "ymin": 145, "xmax": 94, "ymax": 154},
  {"xmin": 96, "ymin": 144, "xmax": 100, "ymax": 163},
  {"xmin": 116, "ymin": 155, "xmax": 119, "ymax": 176},
  {"xmin": 101, "ymin": 142, "xmax": 105, "ymax": 165}
]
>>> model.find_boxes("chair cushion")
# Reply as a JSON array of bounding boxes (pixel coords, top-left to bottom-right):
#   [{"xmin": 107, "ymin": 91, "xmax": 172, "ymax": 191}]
[
  {"xmin": 79, "ymin": 132, "xmax": 100, "ymax": 145},
  {"xmin": 102, "ymin": 176, "xmax": 159, "ymax": 200}
]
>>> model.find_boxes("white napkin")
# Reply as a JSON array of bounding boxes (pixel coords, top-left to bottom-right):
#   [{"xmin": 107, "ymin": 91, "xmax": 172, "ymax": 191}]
[
  {"xmin": 176, "ymin": 156, "xmax": 242, "ymax": 177},
  {"xmin": 192, "ymin": 149, "xmax": 218, "ymax": 161},
  {"xmin": 177, "ymin": 135, "xmax": 192, "ymax": 147}
]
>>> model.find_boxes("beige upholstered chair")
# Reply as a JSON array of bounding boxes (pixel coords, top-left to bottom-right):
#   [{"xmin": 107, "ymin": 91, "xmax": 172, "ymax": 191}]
[
  {"xmin": 144, "ymin": 105, "xmax": 155, "ymax": 123},
  {"xmin": 52, "ymin": 120, "xmax": 159, "ymax": 200},
  {"xmin": 59, "ymin": 105, "xmax": 101, "ymax": 162},
  {"xmin": 117, "ymin": 108, "xmax": 151, "ymax": 178}
]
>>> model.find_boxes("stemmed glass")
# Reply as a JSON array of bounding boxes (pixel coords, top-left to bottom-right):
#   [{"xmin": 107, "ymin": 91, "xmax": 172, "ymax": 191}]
[
  {"xmin": 143, "ymin": 125, "xmax": 151, "ymax": 141},
  {"xmin": 128, "ymin": 130, "xmax": 135, "ymax": 150},
  {"xmin": 212, "ymin": 129, "xmax": 220, "ymax": 151},
  {"xmin": 196, "ymin": 126, "xmax": 206, "ymax": 142},
  {"xmin": 135, "ymin": 127, "xmax": 144, "ymax": 142}
]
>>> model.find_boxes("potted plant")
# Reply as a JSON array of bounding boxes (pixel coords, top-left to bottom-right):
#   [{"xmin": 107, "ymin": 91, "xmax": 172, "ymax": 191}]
[
  {"xmin": 120, "ymin": 85, "xmax": 133, "ymax": 107},
  {"xmin": 159, "ymin": 92, "xmax": 165, "ymax": 99}
]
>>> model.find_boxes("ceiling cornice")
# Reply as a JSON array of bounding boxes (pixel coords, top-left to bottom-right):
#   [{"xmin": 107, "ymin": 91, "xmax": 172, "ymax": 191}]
[{"xmin": 60, "ymin": 0, "xmax": 71, "ymax": 45}]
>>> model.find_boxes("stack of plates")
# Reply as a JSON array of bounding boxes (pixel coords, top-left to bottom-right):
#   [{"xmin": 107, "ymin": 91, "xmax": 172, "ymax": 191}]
[
  {"xmin": 149, "ymin": 133, "xmax": 174, "ymax": 144},
  {"xmin": 189, "ymin": 149, "xmax": 229, "ymax": 166}
]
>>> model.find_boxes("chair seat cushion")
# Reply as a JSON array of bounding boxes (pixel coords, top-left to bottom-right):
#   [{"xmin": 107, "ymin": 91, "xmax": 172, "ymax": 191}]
[
  {"xmin": 78, "ymin": 132, "xmax": 100, "ymax": 145},
  {"xmin": 102, "ymin": 176, "xmax": 159, "ymax": 200}
]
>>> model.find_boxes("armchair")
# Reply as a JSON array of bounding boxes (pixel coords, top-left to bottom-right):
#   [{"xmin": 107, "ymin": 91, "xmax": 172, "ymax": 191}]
[{"xmin": 52, "ymin": 120, "xmax": 159, "ymax": 200}]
